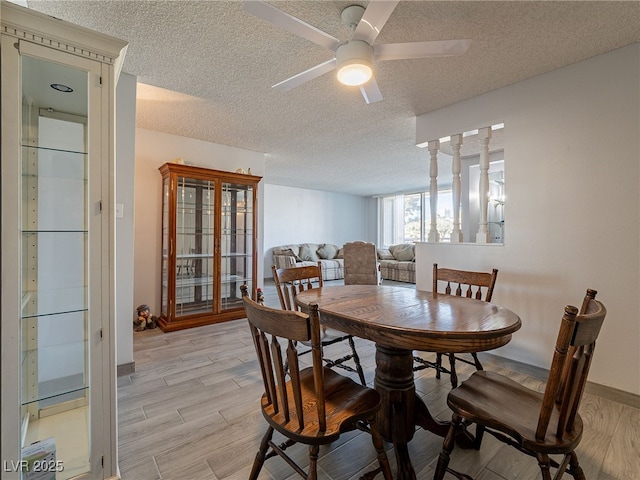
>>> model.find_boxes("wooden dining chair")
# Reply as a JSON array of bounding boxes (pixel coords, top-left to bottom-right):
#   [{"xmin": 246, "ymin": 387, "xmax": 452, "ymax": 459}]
[
  {"xmin": 272, "ymin": 263, "xmax": 367, "ymax": 385},
  {"xmin": 434, "ymin": 289, "xmax": 606, "ymax": 480},
  {"xmin": 413, "ymin": 263, "xmax": 499, "ymax": 387},
  {"xmin": 343, "ymin": 241, "xmax": 382, "ymax": 285},
  {"xmin": 241, "ymin": 287, "xmax": 393, "ymax": 480}
]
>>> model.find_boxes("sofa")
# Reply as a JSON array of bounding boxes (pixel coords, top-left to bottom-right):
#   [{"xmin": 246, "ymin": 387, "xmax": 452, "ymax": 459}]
[
  {"xmin": 376, "ymin": 244, "xmax": 416, "ymax": 283},
  {"xmin": 271, "ymin": 242, "xmax": 416, "ymax": 283},
  {"xmin": 272, "ymin": 243, "xmax": 345, "ymax": 281}
]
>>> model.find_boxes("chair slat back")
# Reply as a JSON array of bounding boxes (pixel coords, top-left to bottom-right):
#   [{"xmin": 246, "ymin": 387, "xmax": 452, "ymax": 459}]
[
  {"xmin": 344, "ymin": 241, "xmax": 379, "ymax": 285},
  {"xmin": 433, "ymin": 263, "xmax": 498, "ymax": 302},
  {"xmin": 272, "ymin": 263, "xmax": 323, "ymax": 311},
  {"xmin": 535, "ymin": 289, "xmax": 606, "ymax": 440},
  {"xmin": 242, "ymin": 290, "xmax": 327, "ymax": 432}
]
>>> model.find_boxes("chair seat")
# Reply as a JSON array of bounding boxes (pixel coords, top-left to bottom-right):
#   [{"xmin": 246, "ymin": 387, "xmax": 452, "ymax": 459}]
[
  {"xmin": 448, "ymin": 371, "xmax": 583, "ymax": 454},
  {"xmin": 262, "ymin": 367, "xmax": 381, "ymax": 445}
]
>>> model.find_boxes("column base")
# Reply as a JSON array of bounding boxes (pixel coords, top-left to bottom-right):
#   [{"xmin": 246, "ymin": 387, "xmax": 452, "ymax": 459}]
[
  {"xmin": 476, "ymin": 232, "xmax": 490, "ymax": 244},
  {"xmin": 450, "ymin": 231, "xmax": 463, "ymax": 243}
]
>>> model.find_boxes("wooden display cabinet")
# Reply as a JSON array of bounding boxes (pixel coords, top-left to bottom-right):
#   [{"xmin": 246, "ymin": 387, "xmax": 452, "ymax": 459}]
[{"xmin": 158, "ymin": 163, "xmax": 260, "ymax": 331}]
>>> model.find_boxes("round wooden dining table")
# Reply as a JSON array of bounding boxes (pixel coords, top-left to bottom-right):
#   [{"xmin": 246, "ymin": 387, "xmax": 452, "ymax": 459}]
[{"xmin": 294, "ymin": 284, "xmax": 521, "ymax": 480}]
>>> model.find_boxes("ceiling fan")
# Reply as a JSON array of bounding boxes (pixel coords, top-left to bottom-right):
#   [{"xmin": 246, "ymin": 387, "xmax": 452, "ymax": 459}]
[{"xmin": 243, "ymin": 0, "xmax": 471, "ymax": 104}]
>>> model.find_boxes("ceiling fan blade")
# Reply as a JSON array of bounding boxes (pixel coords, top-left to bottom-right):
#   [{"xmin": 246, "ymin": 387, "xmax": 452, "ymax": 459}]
[
  {"xmin": 360, "ymin": 76, "xmax": 383, "ymax": 104},
  {"xmin": 243, "ymin": 0, "xmax": 341, "ymax": 51},
  {"xmin": 352, "ymin": 1, "xmax": 399, "ymax": 45},
  {"xmin": 272, "ymin": 58, "xmax": 337, "ymax": 92},
  {"xmin": 374, "ymin": 39, "xmax": 472, "ymax": 61}
]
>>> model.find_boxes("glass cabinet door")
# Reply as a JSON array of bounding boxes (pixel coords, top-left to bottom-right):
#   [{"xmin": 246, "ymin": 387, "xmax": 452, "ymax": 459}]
[
  {"xmin": 19, "ymin": 52, "xmax": 93, "ymax": 479},
  {"xmin": 161, "ymin": 177, "xmax": 169, "ymax": 319},
  {"xmin": 220, "ymin": 182, "xmax": 254, "ymax": 311},
  {"xmin": 175, "ymin": 176, "xmax": 215, "ymax": 316}
]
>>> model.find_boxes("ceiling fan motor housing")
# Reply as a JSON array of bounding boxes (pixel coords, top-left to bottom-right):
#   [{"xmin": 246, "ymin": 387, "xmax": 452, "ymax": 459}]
[
  {"xmin": 341, "ymin": 5, "xmax": 365, "ymax": 29},
  {"xmin": 336, "ymin": 40, "xmax": 374, "ymax": 86}
]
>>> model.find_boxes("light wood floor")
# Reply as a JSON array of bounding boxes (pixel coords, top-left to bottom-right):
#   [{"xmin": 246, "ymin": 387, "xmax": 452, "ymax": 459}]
[{"xmin": 118, "ymin": 282, "xmax": 640, "ymax": 480}]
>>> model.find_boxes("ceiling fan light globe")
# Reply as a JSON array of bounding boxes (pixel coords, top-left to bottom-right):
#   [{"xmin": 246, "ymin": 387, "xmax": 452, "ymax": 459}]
[
  {"xmin": 336, "ymin": 40, "xmax": 374, "ymax": 86},
  {"xmin": 337, "ymin": 61, "xmax": 372, "ymax": 86}
]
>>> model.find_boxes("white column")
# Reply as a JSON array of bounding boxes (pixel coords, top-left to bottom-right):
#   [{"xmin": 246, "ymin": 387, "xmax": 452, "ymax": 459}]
[
  {"xmin": 450, "ymin": 133, "xmax": 463, "ymax": 243},
  {"xmin": 428, "ymin": 140, "xmax": 440, "ymax": 243},
  {"xmin": 476, "ymin": 127, "xmax": 492, "ymax": 244}
]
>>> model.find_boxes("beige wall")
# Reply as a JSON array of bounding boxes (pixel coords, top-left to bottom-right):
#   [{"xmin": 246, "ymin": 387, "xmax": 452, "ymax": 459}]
[
  {"xmin": 115, "ymin": 73, "xmax": 136, "ymax": 367},
  {"xmin": 415, "ymin": 44, "xmax": 639, "ymax": 395},
  {"xmin": 133, "ymin": 128, "xmax": 266, "ymax": 321}
]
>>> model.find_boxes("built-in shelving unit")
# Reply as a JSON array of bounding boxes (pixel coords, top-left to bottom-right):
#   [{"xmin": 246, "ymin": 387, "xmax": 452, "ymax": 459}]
[{"xmin": 1, "ymin": 2, "xmax": 127, "ymax": 478}]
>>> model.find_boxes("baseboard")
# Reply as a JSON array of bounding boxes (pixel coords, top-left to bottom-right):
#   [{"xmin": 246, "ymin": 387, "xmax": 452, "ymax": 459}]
[
  {"xmin": 584, "ymin": 382, "xmax": 640, "ymax": 408},
  {"xmin": 117, "ymin": 362, "xmax": 135, "ymax": 377},
  {"xmin": 481, "ymin": 352, "xmax": 639, "ymax": 408}
]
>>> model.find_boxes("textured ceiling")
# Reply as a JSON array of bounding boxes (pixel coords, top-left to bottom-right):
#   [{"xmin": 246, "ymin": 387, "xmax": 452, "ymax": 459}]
[{"xmin": 25, "ymin": 1, "xmax": 640, "ymax": 196}]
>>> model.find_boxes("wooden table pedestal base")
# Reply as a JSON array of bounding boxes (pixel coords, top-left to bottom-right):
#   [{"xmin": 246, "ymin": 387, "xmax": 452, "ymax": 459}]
[{"xmin": 374, "ymin": 345, "xmax": 450, "ymax": 480}]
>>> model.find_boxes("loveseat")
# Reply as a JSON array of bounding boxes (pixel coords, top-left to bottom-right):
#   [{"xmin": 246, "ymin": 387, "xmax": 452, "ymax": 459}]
[
  {"xmin": 271, "ymin": 243, "xmax": 345, "ymax": 281},
  {"xmin": 376, "ymin": 244, "xmax": 416, "ymax": 283}
]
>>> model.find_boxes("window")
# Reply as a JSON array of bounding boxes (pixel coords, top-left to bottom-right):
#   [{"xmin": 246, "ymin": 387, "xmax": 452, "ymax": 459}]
[
  {"xmin": 378, "ymin": 189, "xmax": 455, "ymax": 246},
  {"xmin": 403, "ymin": 193, "xmax": 421, "ymax": 242},
  {"xmin": 432, "ymin": 190, "xmax": 454, "ymax": 242}
]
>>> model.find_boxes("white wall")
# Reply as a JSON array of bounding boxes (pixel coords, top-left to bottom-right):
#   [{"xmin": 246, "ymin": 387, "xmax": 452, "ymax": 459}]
[
  {"xmin": 115, "ymin": 73, "xmax": 136, "ymax": 368},
  {"xmin": 36, "ymin": 116, "xmax": 86, "ymax": 382},
  {"xmin": 263, "ymin": 184, "xmax": 374, "ymax": 277},
  {"xmin": 133, "ymin": 128, "xmax": 266, "ymax": 321},
  {"xmin": 415, "ymin": 44, "xmax": 640, "ymax": 395}
]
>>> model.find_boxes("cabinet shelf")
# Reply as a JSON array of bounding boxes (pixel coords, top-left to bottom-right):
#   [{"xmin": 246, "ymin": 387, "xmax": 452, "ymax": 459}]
[
  {"xmin": 21, "ymin": 288, "xmax": 87, "ymax": 319},
  {"xmin": 221, "ymin": 209, "xmax": 253, "ymax": 214},
  {"xmin": 21, "ymin": 340, "xmax": 88, "ymax": 407},
  {"xmin": 21, "ymin": 386, "xmax": 88, "ymax": 408},
  {"xmin": 21, "ymin": 143, "xmax": 87, "ymax": 156},
  {"xmin": 174, "ymin": 276, "xmax": 213, "ymax": 287},
  {"xmin": 22, "ymin": 230, "xmax": 88, "ymax": 234},
  {"xmin": 176, "ymin": 204, "xmax": 214, "ymax": 210},
  {"xmin": 167, "ymin": 273, "xmax": 250, "ymax": 288},
  {"xmin": 176, "ymin": 253, "xmax": 213, "ymax": 259},
  {"xmin": 221, "ymin": 274, "xmax": 249, "ymax": 284}
]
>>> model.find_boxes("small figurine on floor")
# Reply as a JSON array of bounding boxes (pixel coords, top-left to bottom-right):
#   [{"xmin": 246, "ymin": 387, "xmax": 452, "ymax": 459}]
[{"xmin": 134, "ymin": 304, "xmax": 157, "ymax": 331}]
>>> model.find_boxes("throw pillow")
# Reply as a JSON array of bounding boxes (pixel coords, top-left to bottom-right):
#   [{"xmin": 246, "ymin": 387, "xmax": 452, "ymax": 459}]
[
  {"xmin": 390, "ymin": 244, "xmax": 415, "ymax": 261},
  {"xmin": 279, "ymin": 248, "xmax": 300, "ymax": 261},
  {"xmin": 336, "ymin": 248, "xmax": 344, "ymax": 259},
  {"xmin": 377, "ymin": 249, "xmax": 394, "ymax": 260},
  {"xmin": 273, "ymin": 245, "xmax": 301, "ymax": 261},
  {"xmin": 317, "ymin": 243, "xmax": 339, "ymax": 259},
  {"xmin": 299, "ymin": 243, "xmax": 320, "ymax": 262}
]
